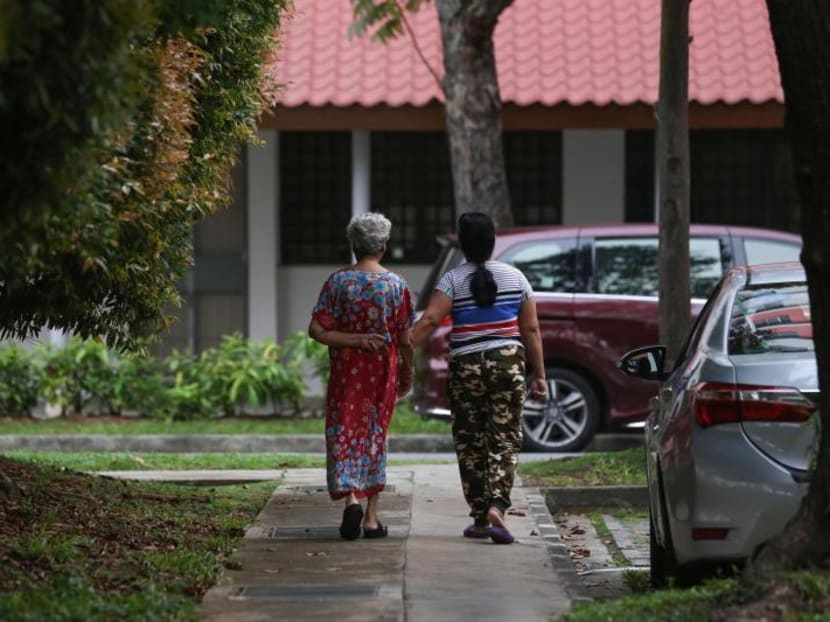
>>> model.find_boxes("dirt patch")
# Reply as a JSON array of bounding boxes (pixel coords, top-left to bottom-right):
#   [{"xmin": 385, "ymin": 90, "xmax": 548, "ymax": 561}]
[{"xmin": 0, "ymin": 456, "xmax": 254, "ymax": 596}]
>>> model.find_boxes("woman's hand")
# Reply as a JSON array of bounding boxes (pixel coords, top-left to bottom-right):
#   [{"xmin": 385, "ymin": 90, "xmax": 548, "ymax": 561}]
[
  {"xmin": 360, "ymin": 334, "xmax": 386, "ymax": 352},
  {"xmin": 529, "ymin": 377, "xmax": 547, "ymax": 400},
  {"xmin": 397, "ymin": 370, "xmax": 414, "ymax": 398}
]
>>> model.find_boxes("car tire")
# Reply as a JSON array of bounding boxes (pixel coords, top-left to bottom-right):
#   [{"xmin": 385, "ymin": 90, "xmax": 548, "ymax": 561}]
[
  {"xmin": 521, "ymin": 367, "xmax": 601, "ymax": 452},
  {"xmin": 649, "ymin": 507, "xmax": 670, "ymax": 589}
]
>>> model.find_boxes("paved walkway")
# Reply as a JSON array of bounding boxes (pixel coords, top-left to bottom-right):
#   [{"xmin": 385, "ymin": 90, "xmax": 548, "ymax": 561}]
[{"xmin": 194, "ymin": 464, "xmax": 570, "ymax": 621}]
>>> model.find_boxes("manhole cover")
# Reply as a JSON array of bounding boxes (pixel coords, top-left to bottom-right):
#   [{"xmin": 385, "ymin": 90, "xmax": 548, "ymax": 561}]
[
  {"xmin": 266, "ymin": 526, "xmax": 341, "ymax": 539},
  {"xmin": 229, "ymin": 584, "xmax": 398, "ymax": 601}
]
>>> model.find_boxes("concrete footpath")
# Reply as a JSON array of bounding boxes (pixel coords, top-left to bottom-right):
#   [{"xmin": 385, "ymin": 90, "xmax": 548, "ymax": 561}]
[{"xmin": 188, "ymin": 464, "xmax": 570, "ymax": 622}]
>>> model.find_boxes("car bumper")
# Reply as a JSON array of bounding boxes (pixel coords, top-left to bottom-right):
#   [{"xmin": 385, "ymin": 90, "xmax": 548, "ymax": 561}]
[{"xmin": 664, "ymin": 425, "xmax": 807, "ymax": 566}]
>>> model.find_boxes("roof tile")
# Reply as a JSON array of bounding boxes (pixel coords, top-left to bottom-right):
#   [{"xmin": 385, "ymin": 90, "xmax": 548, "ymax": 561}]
[{"xmin": 271, "ymin": 0, "xmax": 782, "ymax": 108}]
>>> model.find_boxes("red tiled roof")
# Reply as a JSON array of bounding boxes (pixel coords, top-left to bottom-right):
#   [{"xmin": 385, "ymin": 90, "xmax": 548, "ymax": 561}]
[{"xmin": 272, "ymin": 0, "xmax": 782, "ymax": 108}]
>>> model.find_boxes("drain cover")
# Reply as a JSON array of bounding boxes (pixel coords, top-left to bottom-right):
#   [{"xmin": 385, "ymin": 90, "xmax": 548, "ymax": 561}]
[
  {"xmin": 266, "ymin": 526, "xmax": 341, "ymax": 539},
  {"xmin": 286, "ymin": 484, "xmax": 395, "ymax": 493},
  {"xmin": 229, "ymin": 584, "xmax": 397, "ymax": 601}
]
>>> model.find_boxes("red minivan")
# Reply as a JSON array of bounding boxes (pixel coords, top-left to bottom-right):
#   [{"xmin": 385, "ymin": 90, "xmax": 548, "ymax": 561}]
[{"xmin": 412, "ymin": 223, "xmax": 801, "ymax": 452}]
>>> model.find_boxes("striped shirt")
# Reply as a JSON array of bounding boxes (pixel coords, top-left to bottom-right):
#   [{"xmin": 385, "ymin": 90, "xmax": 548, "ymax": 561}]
[{"xmin": 436, "ymin": 261, "xmax": 534, "ymax": 357}]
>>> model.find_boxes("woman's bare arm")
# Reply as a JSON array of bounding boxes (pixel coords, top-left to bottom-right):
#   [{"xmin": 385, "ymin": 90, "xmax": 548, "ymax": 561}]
[
  {"xmin": 308, "ymin": 318, "xmax": 385, "ymax": 352},
  {"xmin": 518, "ymin": 298, "xmax": 547, "ymax": 399},
  {"xmin": 411, "ymin": 291, "xmax": 453, "ymax": 348}
]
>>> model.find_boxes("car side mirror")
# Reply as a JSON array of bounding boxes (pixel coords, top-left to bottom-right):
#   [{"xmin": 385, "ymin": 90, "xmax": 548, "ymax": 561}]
[{"xmin": 618, "ymin": 345, "xmax": 669, "ymax": 382}]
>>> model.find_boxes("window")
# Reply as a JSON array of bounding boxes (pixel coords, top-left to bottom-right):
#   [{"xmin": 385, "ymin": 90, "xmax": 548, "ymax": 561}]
[
  {"xmin": 625, "ymin": 130, "xmax": 655, "ymax": 223},
  {"xmin": 728, "ymin": 284, "xmax": 812, "ymax": 354},
  {"xmin": 504, "ymin": 132, "xmax": 562, "ymax": 226},
  {"xmin": 501, "ymin": 239, "xmax": 578, "ymax": 293},
  {"xmin": 690, "ymin": 130, "xmax": 800, "ymax": 232},
  {"xmin": 281, "ymin": 132, "xmax": 352, "ymax": 264},
  {"xmin": 371, "ymin": 132, "xmax": 455, "ymax": 264},
  {"xmin": 689, "ymin": 238, "xmax": 724, "ymax": 298},
  {"xmin": 744, "ymin": 238, "xmax": 801, "ymax": 265},
  {"xmin": 594, "ymin": 237, "xmax": 723, "ymax": 298}
]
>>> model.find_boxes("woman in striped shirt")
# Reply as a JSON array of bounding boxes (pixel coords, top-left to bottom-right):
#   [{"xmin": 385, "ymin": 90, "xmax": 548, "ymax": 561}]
[{"xmin": 412, "ymin": 212, "xmax": 546, "ymax": 544}]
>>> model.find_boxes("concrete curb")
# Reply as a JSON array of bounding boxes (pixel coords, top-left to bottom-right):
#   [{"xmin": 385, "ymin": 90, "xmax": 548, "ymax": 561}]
[
  {"xmin": 543, "ymin": 485, "xmax": 648, "ymax": 510},
  {"xmin": 525, "ymin": 490, "xmax": 593, "ymax": 602},
  {"xmin": 0, "ymin": 434, "xmax": 456, "ymax": 453},
  {"xmin": 0, "ymin": 433, "xmax": 641, "ymax": 454}
]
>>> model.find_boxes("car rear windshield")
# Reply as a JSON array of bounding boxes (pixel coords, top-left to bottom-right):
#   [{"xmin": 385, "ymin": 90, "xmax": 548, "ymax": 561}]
[
  {"xmin": 728, "ymin": 284, "xmax": 813, "ymax": 354},
  {"xmin": 417, "ymin": 243, "xmax": 465, "ymax": 310}
]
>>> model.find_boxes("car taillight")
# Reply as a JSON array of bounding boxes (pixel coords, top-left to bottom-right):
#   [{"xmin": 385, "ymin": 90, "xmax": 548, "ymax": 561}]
[{"xmin": 692, "ymin": 382, "xmax": 816, "ymax": 428}]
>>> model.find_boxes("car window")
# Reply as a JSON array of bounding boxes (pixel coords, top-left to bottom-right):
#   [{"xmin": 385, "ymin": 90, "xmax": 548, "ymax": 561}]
[
  {"xmin": 744, "ymin": 238, "xmax": 801, "ymax": 265},
  {"xmin": 594, "ymin": 236, "xmax": 723, "ymax": 298},
  {"xmin": 689, "ymin": 238, "xmax": 723, "ymax": 298},
  {"xmin": 728, "ymin": 284, "xmax": 813, "ymax": 354},
  {"xmin": 417, "ymin": 243, "xmax": 464, "ymax": 310},
  {"xmin": 500, "ymin": 238, "xmax": 578, "ymax": 293}
]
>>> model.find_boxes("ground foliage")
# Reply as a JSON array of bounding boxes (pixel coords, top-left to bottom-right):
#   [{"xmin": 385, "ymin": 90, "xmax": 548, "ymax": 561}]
[
  {"xmin": 0, "ymin": 455, "xmax": 274, "ymax": 620},
  {"xmin": 0, "ymin": 0, "xmax": 286, "ymax": 347},
  {"xmin": 559, "ymin": 572, "xmax": 830, "ymax": 621}
]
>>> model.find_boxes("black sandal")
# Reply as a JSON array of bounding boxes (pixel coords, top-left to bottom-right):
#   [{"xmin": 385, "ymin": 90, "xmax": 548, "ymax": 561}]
[
  {"xmin": 340, "ymin": 503, "xmax": 363, "ymax": 540},
  {"xmin": 363, "ymin": 522, "xmax": 388, "ymax": 539}
]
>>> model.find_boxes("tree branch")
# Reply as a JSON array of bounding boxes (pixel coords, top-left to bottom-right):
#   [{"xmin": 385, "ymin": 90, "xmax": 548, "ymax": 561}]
[{"xmin": 394, "ymin": 0, "xmax": 445, "ymax": 95}]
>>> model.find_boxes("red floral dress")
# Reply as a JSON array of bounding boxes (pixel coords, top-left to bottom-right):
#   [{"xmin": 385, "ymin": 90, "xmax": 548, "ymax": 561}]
[{"xmin": 312, "ymin": 269, "xmax": 412, "ymax": 500}]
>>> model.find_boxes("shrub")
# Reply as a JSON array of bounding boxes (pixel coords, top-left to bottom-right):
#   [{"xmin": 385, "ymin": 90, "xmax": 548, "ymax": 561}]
[
  {"xmin": 38, "ymin": 339, "xmax": 115, "ymax": 416},
  {"xmin": 0, "ymin": 345, "xmax": 42, "ymax": 416}
]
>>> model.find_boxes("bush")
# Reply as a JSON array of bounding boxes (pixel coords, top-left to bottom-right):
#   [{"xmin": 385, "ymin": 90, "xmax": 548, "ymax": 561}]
[
  {"xmin": 0, "ymin": 345, "xmax": 42, "ymax": 416},
  {"xmin": 39, "ymin": 339, "xmax": 115, "ymax": 416},
  {"xmin": 0, "ymin": 334, "xmax": 327, "ymax": 420}
]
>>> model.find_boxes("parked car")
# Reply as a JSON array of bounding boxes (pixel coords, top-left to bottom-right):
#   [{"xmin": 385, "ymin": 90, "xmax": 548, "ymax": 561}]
[
  {"xmin": 619, "ymin": 261, "xmax": 817, "ymax": 586},
  {"xmin": 413, "ymin": 223, "xmax": 801, "ymax": 452}
]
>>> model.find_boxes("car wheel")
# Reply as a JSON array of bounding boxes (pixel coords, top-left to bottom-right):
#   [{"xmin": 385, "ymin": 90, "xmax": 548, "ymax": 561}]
[{"xmin": 521, "ymin": 367, "xmax": 601, "ymax": 452}]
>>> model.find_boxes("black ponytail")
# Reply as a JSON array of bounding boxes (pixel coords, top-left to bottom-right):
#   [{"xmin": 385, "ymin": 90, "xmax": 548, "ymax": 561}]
[
  {"xmin": 470, "ymin": 263, "xmax": 497, "ymax": 307},
  {"xmin": 458, "ymin": 212, "xmax": 497, "ymax": 307}
]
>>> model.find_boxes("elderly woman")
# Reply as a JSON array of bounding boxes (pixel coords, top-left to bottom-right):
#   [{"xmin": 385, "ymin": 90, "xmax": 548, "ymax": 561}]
[{"xmin": 309, "ymin": 213, "xmax": 413, "ymax": 540}]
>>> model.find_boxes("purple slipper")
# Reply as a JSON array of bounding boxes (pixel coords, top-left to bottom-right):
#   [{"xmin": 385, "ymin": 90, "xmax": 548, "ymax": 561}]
[
  {"xmin": 489, "ymin": 526, "xmax": 515, "ymax": 544},
  {"xmin": 463, "ymin": 524, "xmax": 491, "ymax": 539}
]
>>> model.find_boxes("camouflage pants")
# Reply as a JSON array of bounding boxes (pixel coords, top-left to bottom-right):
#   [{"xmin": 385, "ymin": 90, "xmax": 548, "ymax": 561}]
[{"xmin": 448, "ymin": 345, "xmax": 526, "ymax": 524}]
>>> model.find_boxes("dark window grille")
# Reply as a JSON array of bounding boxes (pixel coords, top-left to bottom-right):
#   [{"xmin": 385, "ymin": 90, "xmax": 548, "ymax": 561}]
[
  {"xmin": 504, "ymin": 131, "xmax": 562, "ymax": 226},
  {"xmin": 625, "ymin": 130, "xmax": 656, "ymax": 222},
  {"xmin": 280, "ymin": 132, "xmax": 352, "ymax": 264},
  {"xmin": 690, "ymin": 129, "xmax": 799, "ymax": 232},
  {"xmin": 370, "ymin": 132, "xmax": 455, "ymax": 264}
]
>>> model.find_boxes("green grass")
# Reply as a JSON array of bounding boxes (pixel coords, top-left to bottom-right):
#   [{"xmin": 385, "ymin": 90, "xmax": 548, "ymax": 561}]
[
  {"xmin": 0, "ymin": 451, "xmax": 453, "ymax": 472},
  {"xmin": 0, "ymin": 451, "xmax": 326, "ymax": 472},
  {"xmin": 0, "ymin": 457, "xmax": 275, "ymax": 621},
  {"xmin": 518, "ymin": 447, "xmax": 646, "ymax": 487},
  {"xmin": 558, "ymin": 571, "xmax": 830, "ymax": 621},
  {"xmin": 559, "ymin": 578, "xmax": 738, "ymax": 621},
  {"xmin": 0, "ymin": 402, "xmax": 450, "ymax": 435}
]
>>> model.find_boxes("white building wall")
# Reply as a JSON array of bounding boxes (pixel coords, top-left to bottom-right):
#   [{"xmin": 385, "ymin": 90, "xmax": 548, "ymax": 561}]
[
  {"xmin": 246, "ymin": 130, "xmax": 279, "ymax": 341},
  {"xmin": 562, "ymin": 129, "xmax": 625, "ymax": 225}
]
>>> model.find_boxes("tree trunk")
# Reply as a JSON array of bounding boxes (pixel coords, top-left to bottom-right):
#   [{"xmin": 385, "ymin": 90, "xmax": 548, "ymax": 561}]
[
  {"xmin": 656, "ymin": 0, "xmax": 692, "ymax": 365},
  {"xmin": 749, "ymin": 1, "xmax": 830, "ymax": 573},
  {"xmin": 436, "ymin": 0, "xmax": 513, "ymax": 229}
]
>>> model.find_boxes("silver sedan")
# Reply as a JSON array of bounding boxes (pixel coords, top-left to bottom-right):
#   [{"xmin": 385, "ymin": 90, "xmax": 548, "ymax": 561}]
[{"xmin": 619, "ymin": 261, "xmax": 818, "ymax": 586}]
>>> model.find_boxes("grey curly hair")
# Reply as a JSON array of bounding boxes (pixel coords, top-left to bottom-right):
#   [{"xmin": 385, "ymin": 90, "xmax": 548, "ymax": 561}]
[{"xmin": 347, "ymin": 212, "xmax": 391, "ymax": 259}]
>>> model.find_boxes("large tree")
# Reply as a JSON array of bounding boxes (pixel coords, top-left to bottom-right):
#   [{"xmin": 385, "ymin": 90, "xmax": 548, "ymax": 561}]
[
  {"xmin": 351, "ymin": 0, "xmax": 514, "ymax": 227},
  {"xmin": 748, "ymin": 1, "xmax": 830, "ymax": 571},
  {"xmin": 655, "ymin": 0, "xmax": 692, "ymax": 364}
]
